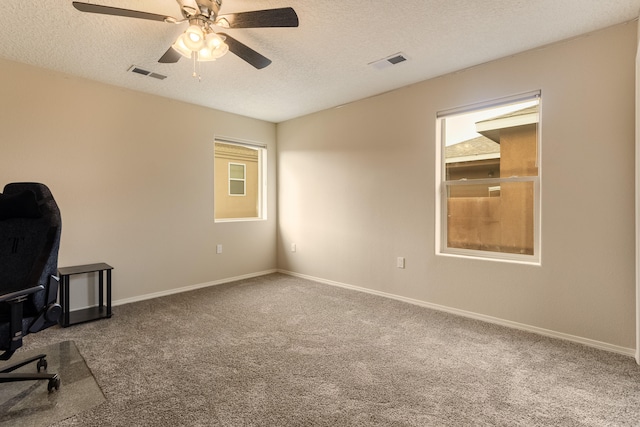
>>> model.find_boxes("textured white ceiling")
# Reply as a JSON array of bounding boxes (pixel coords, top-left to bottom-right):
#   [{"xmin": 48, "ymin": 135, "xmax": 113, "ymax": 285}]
[{"xmin": 0, "ymin": 0, "xmax": 639, "ymax": 123}]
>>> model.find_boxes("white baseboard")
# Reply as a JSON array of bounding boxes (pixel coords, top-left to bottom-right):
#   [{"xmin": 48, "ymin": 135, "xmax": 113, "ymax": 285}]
[
  {"xmin": 109, "ymin": 269, "xmax": 278, "ymax": 308},
  {"xmin": 279, "ymin": 269, "xmax": 636, "ymax": 359}
]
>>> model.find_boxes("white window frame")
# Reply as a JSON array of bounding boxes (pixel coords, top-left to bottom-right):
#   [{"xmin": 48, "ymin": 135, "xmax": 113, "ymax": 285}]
[
  {"xmin": 435, "ymin": 91, "xmax": 541, "ymax": 265},
  {"xmin": 228, "ymin": 162, "xmax": 246, "ymax": 196},
  {"xmin": 214, "ymin": 137, "xmax": 267, "ymax": 223}
]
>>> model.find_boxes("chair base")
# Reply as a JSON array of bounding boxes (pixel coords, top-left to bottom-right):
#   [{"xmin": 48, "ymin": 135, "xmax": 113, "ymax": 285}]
[{"xmin": 0, "ymin": 353, "xmax": 60, "ymax": 392}]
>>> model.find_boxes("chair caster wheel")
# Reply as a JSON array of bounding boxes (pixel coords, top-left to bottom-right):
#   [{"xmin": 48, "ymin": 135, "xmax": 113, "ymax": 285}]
[
  {"xmin": 48, "ymin": 376, "xmax": 60, "ymax": 392},
  {"xmin": 37, "ymin": 358, "xmax": 47, "ymax": 372}
]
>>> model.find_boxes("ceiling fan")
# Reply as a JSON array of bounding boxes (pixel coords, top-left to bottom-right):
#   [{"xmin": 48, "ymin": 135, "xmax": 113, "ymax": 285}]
[{"xmin": 72, "ymin": 0, "xmax": 299, "ymax": 70}]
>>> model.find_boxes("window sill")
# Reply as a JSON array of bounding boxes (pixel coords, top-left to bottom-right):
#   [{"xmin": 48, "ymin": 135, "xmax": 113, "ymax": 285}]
[
  {"xmin": 437, "ymin": 249, "xmax": 541, "ymax": 266},
  {"xmin": 215, "ymin": 217, "xmax": 267, "ymax": 223}
]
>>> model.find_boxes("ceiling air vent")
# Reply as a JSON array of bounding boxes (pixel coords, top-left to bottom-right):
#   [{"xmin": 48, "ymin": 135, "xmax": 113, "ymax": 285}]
[
  {"xmin": 128, "ymin": 66, "xmax": 167, "ymax": 80},
  {"xmin": 368, "ymin": 53, "xmax": 409, "ymax": 70}
]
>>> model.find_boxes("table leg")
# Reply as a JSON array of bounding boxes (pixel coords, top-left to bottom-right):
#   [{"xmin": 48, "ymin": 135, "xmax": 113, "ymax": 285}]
[
  {"xmin": 98, "ymin": 270, "xmax": 104, "ymax": 313},
  {"xmin": 58, "ymin": 274, "xmax": 65, "ymax": 326},
  {"xmin": 106, "ymin": 269, "xmax": 112, "ymax": 318},
  {"xmin": 63, "ymin": 275, "xmax": 70, "ymax": 327}
]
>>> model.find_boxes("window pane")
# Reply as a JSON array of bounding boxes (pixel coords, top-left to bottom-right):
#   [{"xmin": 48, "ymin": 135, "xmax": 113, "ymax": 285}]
[
  {"xmin": 444, "ymin": 102, "xmax": 539, "ymax": 180},
  {"xmin": 230, "ymin": 164, "xmax": 245, "ymax": 179},
  {"xmin": 446, "ymin": 181, "xmax": 534, "ymax": 255},
  {"xmin": 229, "ymin": 180, "xmax": 245, "ymax": 195}
]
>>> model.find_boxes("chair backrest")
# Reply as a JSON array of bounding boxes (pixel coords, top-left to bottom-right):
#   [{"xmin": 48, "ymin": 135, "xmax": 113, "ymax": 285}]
[{"xmin": 0, "ymin": 183, "xmax": 61, "ymax": 314}]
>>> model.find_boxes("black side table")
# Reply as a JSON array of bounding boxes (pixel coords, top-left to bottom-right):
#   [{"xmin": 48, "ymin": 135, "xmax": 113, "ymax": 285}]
[{"xmin": 58, "ymin": 263, "xmax": 113, "ymax": 327}]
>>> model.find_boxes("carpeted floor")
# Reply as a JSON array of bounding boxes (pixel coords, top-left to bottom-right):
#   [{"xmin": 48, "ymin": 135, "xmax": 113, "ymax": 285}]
[{"xmin": 6, "ymin": 273, "xmax": 640, "ymax": 426}]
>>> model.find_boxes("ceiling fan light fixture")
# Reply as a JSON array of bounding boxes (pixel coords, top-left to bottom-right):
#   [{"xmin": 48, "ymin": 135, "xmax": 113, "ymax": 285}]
[
  {"xmin": 197, "ymin": 48, "xmax": 217, "ymax": 62},
  {"xmin": 198, "ymin": 33, "xmax": 229, "ymax": 61},
  {"xmin": 183, "ymin": 24, "xmax": 205, "ymax": 51},
  {"xmin": 171, "ymin": 33, "xmax": 193, "ymax": 58},
  {"xmin": 207, "ymin": 32, "xmax": 223, "ymax": 49},
  {"xmin": 216, "ymin": 42, "xmax": 229, "ymax": 57}
]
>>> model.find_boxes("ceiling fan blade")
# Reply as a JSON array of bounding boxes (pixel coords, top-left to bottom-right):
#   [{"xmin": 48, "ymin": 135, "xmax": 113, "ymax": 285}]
[
  {"xmin": 219, "ymin": 33, "xmax": 272, "ymax": 69},
  {"xmin": 216, "ymin": 7, "xmax": 299, "ymax": 29},
  {"xmin": 158, "ymin": 47, "xmax": 182, "ymax": 64},
  {"xmin": 72, "ymin": 2, "xmax": 175, "ymax": 22}
]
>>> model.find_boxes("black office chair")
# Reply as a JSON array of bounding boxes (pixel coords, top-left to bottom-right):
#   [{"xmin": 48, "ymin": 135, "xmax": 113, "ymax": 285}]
[{"xmin": 0, "ymin": 182, "xmax": 62, "ymax": 392}]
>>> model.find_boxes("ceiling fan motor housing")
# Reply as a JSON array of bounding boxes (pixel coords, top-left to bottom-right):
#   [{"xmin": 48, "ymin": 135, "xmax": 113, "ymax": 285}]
[{"xmin": 183, "ymin": 0, "xmax": 222, "ymax": 19}]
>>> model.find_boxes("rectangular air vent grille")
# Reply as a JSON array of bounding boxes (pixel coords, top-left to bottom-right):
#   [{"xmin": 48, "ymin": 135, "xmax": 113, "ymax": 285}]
[
  {"xmin": 128, "ymin": 66, "xmax": 167, "ymax": 80},
  {"xmin": 387, "ymin": 54, "xmax": 407, "ymax": 65},
  {"xmin": 368, "ymin": 53, "xmax": 409, "ymax": 70}
]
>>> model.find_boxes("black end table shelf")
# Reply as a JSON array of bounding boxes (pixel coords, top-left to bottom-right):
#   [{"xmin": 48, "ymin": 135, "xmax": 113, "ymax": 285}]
[{"xmin": 58, "ymin": 263, "xmax": 113, "ymax": 327}]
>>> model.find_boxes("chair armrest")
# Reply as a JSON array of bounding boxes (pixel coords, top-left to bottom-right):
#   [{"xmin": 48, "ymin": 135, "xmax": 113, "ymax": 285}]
[
  {"xmin": 0, "ymin": 285, "xmax": 44, "ymax": 303},
  {"xmin": 0, "ymin": 284, "xmax": 44, "ymax": 357}
]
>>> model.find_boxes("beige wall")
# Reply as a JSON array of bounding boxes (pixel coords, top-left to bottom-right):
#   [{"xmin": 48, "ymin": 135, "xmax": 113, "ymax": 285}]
[
  {"xmin": 635, "ymin": 14, "xmax": 640, "ymax": 364},
  {"xmin": 277, "ymin": 22, "xmax": 637, "ymax": 350},
  {"xmin": 0, "ymin": 58, "xmax": 277, "ymax": 307}
]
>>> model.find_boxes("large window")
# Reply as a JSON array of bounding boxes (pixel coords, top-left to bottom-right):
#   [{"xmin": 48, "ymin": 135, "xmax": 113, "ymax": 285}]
[
  {"xmin": 214, "ymin": 139, "xmax": 266, "ymax": 221},
  {"xmin": 436, "ymin": 91, "xmax": 541, "ymax": 263}
]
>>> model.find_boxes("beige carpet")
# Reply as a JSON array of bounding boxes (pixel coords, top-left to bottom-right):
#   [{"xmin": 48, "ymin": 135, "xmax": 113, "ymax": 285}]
[{"xmin": 6, "ymin": 273, "xmax": 640, "ymax": 426}]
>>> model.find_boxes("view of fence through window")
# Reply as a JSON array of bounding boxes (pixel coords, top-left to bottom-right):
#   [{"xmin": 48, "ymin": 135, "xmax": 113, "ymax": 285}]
[{"xmin": 439, "ymin": 94, "xmax": 540, "ymax": 260}]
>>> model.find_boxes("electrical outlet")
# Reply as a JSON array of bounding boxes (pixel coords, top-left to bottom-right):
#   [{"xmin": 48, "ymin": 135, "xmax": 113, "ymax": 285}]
[
  {"xmin": 397, "ymin": 257, "xmax": 405, "ymax": 269},
  {"xmin": 291, "ymin": 243, "xmax": 297, "ymax": 252},
  {"xmin": 216, "ymin": 244, "xmax": 222, "ymax": 254}
]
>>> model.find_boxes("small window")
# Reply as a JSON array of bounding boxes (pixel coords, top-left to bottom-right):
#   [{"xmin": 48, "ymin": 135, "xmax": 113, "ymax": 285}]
[
  {"xmin": 436, "ymin": 91, "xmax": 541, "ymax": 263},
  {"xmin": 214, "ymin": 139, "xmax": 266, "ymax": 221},
  {"xmin": 229, "ymin": 163, "xmax": 246, "ymax": 196}
]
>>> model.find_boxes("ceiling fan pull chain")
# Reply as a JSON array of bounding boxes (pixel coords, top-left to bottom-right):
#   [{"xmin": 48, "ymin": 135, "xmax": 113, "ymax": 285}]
[
  {"xmin": 192, "ymin": 53, "xmax": 198, "ymax": 79},
  {"xmin": 192, "ymin": 54, "xmax": 203, "ymax": 82}
]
